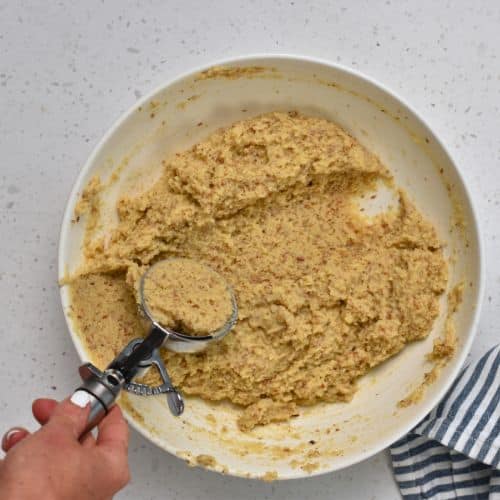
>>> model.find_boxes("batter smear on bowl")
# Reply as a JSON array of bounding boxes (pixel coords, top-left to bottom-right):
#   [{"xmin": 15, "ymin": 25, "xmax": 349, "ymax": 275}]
[{"xmin": 69, "ymin": 112, "xmax": 448, "ymax": 431}]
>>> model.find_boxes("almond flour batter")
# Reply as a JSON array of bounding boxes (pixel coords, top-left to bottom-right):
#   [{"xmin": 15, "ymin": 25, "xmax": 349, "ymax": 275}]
[
  {"xmin": 142, "ymin": 258, "xmax": 233, "ymax": 336},
  {"xmin": 69, "ymin": 112, "xmax": 448, "ymax": 431}
]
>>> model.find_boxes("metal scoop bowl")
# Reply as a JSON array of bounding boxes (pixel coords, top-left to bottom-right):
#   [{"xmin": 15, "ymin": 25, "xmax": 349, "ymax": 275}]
[{"xmin": 139, "ymin": 259, "xmax": 238, "ymax": 354}]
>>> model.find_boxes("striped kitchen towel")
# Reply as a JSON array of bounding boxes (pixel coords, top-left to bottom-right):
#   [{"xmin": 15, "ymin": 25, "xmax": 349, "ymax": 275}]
[{"xmin": 390, "ymin": 344, "xmax": 500, "ymax": 499}]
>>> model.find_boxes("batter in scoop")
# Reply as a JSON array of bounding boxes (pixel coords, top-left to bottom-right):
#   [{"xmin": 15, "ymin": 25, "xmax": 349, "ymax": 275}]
[
  {"xmin": 69, "ymin": 112, "xmax": 448, "ymax": 431},
  {"xmin": 142, "ymin": 258, "xmax": 234, "ymax": 336}
]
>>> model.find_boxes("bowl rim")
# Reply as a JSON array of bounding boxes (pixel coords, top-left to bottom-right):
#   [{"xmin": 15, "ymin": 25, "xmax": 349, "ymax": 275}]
[{"xmin": 58, "ymin": 53, "xmax": 485, "ymax": 479}]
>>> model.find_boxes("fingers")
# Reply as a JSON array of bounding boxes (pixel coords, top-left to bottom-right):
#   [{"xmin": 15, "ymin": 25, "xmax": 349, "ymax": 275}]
[
  {"xmin": 32, "ymin": 398, "xmax": 58, "ymax": 425},
  {"xmin": 2, "ymin": 427, "xmax": 30, "ymax": 452},
  {"xmin": 95, "ymin": 406, "xmax": 130, "ymax": 490},
  {"xmin": 96, "ymin": 405, "xmax": 129, "ymax": 455},
  {"xmin": 40, "ymin": 395, "xmax": 95, "ymax": 447},
  {"xmin": 2, "ymin": 398, "xmax": 59, "ymax": 454},
  {"xmin": 81, "ymin": 431, "xmax": 97, "ymax": 449},
  {"xmin": 45, "ymin": 391, "xmax": 92, "ymax": 440}
]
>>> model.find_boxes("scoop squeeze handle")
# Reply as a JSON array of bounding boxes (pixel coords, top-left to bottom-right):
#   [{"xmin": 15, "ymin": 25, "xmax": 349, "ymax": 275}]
[{"xmin": 73, "ymin": 364, "xmax": 125, "ymax": 437}]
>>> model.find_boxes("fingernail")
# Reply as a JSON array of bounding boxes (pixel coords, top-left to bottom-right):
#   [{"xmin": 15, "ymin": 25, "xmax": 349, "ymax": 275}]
[
  {"xmin": 70, "ymin": 391, "xmax": 91, "ymax": 408},
  {"xmin": 2, "ymin": 428, "xmax": 22, "ymax": 450}
]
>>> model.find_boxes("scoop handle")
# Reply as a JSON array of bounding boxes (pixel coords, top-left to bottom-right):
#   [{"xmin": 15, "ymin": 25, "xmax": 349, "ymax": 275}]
[{"xmin": 74, "ymin": 364, "xmax": 124, "ymax": 437}]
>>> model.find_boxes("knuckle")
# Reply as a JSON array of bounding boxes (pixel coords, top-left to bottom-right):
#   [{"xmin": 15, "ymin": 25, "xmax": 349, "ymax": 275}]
[
  {"xmin": 99, "ymin": 451, "xmax": 130, "ymax": 489},
  {"xmin": 112, "ymin": 465, "xmax": 131, "ymax": 488},
  {"xmin": 48, "ymin": 414, "xmax": 75, "ymax": 432},
  {"xmin": 40, "ymin": 426, "xmax": 77, "ymax": 452},
  {"xmin": 122, "ymin": 467, "xmax": 131, "ymax": 485}
]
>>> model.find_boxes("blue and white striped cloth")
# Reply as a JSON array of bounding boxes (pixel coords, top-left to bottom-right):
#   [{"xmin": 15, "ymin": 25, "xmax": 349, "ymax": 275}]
[{"xmin": 390, "ymin": 345, "xmax": 500, "ymax": 499}]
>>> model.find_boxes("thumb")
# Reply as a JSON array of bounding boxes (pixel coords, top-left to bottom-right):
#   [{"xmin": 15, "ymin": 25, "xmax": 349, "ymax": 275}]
[{"xmin": 45, "ymin": 391, "xmax": 93, "ymax": 440}]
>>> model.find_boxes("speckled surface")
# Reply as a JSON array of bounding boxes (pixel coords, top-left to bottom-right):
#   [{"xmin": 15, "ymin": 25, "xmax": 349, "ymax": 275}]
[{"xmin": 1, "ymin": 1, "xmax": 498, "ymax": 498}]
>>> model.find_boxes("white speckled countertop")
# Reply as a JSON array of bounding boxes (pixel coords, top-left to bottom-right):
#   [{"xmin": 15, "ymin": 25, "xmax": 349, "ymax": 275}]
[{"xmin": 1, "ymin": 1, "xmax": 499, "ymax": 498}]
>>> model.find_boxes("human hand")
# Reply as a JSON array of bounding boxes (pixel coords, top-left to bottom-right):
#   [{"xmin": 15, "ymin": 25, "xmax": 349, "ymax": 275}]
[{"xmin": 0, "ymin": 395, "xmax": 130, "ymax": 500}]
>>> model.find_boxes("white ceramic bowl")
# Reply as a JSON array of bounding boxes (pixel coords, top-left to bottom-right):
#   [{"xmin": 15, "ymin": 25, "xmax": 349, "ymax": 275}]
[{"xmin": 58, "ymin": 55, "xmax": 483, "ymax": 480}]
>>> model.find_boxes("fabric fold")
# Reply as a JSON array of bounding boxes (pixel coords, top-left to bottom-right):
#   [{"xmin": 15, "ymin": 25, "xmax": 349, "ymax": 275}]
[{"xmin": 390, "ymin": 345, "xmax": 500, "ymax": 499}]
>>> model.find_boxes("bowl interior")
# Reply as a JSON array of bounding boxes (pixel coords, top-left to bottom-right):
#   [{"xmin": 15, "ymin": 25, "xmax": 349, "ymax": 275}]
[{"xmin": 59, "ymin": 56, "xmax": 482, "ymax": 479}]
